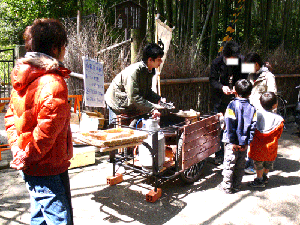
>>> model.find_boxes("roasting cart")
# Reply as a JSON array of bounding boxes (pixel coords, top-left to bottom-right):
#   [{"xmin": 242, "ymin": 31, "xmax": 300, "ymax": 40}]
[{"xmin": 77, "ymin": 110, "xmax": 222, "ymax": 202}]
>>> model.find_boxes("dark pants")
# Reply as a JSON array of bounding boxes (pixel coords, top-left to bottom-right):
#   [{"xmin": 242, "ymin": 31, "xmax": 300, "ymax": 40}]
[
  {"xmin": 221, "ymin": 143, "xmax": 247, "ymax": 190},
  {"xmin": 213, "ymin": 94, "xmax": 234, "ymax": 159}
]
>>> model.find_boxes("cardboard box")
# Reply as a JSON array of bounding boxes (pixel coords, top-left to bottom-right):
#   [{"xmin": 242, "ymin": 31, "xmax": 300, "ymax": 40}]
[{"xmin": 69, "ymin": 146, "xmax": 97, "ymax": 169}]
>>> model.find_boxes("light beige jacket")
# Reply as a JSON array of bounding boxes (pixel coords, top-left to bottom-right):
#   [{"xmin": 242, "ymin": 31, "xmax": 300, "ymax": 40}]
[{"xmin": 248, "ymin": 66, "xmax": 277, "ymax": 111}]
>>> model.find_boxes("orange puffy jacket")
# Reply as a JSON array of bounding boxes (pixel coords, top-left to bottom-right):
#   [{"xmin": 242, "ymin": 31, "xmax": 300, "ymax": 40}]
[
  {"xmin": 5, "ymin": 53, "xmax": 73, "ymax": 176},
  {"xmin": 249, "ymin": 121, "xmax": 284, "ymax": 162}
]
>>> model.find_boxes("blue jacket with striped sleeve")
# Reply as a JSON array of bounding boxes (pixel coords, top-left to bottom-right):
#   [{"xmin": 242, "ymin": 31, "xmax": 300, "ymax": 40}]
[{"xmin": 222, "ymin": 97, "xmax": 257, "ymax": 146}]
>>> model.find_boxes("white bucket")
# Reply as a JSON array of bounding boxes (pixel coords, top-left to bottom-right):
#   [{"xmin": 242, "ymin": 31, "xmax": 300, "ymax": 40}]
[{"xmin": 138, "ymin": 119, "xmax": 165, "ymax": 171}]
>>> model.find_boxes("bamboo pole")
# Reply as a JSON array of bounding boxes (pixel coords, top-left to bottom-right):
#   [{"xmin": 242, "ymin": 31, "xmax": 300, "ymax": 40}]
[{"xmin": 192, "ymin": 0, "xmax": 214, "ymax": 66}]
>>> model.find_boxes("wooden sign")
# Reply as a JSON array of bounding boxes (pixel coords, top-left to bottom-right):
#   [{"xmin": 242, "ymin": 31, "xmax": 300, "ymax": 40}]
[{"xmin": 114, "ymin": 0, "xmax": 145, "ymax": 29}]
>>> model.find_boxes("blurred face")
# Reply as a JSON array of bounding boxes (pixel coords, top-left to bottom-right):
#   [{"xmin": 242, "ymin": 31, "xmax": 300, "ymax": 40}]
[
  {"xmin": 225, "ymin": 57, "xmax": 239, "ymax": 66},
  {"xmin": 241, "ymin": 62, "xmax": 261, "ymax": 74}
]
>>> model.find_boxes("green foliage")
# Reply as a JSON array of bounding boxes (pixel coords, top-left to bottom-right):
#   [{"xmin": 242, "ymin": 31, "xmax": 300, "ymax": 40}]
[
  {"xmin": 0, "ymin": 0, "xmax": 78, "ymax": 45},
  {"xmin": 0, "ymin": 47, "xmax": 14, "ymax": 84},
  {"xmin": 0, "ymin": 0, "xmax": 299, "ymax": 74},
  {"xmin": 0, "ymin": 0, "xmax": 128, "ymax": 46}
]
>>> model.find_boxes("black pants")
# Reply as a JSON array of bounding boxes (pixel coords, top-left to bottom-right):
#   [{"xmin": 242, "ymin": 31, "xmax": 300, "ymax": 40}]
[{"xmin": 213, "ymin": 96, "xmax": 234, "ymax": 159}]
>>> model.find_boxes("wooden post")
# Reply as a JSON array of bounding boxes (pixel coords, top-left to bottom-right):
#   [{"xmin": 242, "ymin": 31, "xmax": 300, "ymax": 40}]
[
  {"xmin": 155, "ymin": 14, "xmax": 161, "ymax": 95},
  {"xmin": 131, "ymin": 30, "xmax": 140, "ymax": 64},
  {"xmin": 77, "ymin": 0, "xmax": 82, "ymax": 36}
]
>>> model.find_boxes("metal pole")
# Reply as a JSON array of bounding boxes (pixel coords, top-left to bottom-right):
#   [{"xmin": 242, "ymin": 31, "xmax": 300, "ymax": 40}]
[
  {"xmin": 152, "ymin": 131, "xmax": 159, "ymax": 192},
  {"xmin": 110, "ymin": 149, "xmax": 117, "ymax": 177}
]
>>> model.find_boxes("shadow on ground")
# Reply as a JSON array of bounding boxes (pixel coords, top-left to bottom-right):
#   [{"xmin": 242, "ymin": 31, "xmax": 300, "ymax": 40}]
[
  {"xmin": 90, "ymin": 158, "xmax": 223, "ymax": 225},
  {"xmin": 90, "ymin": 128, "xmax": 300, "ymax": 225}
]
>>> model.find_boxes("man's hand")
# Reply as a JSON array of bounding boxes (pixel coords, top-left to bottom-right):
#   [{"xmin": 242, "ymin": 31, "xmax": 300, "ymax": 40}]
[
  {"xmin": 222, "ymin": 86, "xmax": 233, "ymax": 95},
  {"xmin": 10, "ymin": 146, "xmax": 28, "ymax": 170},
  {"xmin": 152, "ymin": 109, "xmax": 161, "ymax": 119},
  {"xmin": 152, "ymin": 103, "xmax": 164, "ymax": 110},
  {"xmin": 159, "ymin": 97, "xmax": 166, "ymax": 103},
  {"xmin": 232, "ymin": 144, "xmax": 240, "ymax": 151},
  {"xmin": 232, "ymin": 144, "xmax": 247, "ymax": 152},
  {"xmin": 239, "ymin": 145, "xmax": 247, "ymax": 151}
]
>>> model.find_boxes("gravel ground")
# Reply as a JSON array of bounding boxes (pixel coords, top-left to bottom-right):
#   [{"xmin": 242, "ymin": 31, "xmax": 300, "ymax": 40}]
[{"xmin": 1, "ymin": 117, "xmax": 300, "ymax": 225}]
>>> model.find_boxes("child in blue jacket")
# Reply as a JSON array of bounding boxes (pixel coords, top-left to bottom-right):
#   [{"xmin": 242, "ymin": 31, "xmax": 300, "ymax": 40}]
[{"xmin": 219, "ymin": 79, "xmax": 257, "ymax": 193}]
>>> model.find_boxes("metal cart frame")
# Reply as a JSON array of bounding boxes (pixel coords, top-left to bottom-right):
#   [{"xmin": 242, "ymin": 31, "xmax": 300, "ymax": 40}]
[{"xmin": 107, "ymin": 113, "xmax": 222, "ymax": 201}]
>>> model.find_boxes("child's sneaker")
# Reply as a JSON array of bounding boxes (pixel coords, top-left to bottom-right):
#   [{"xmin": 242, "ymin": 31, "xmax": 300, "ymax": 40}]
[
  {"xmin": 263, "ymin": 174, "xmax": 269, "ymax": 184},
  {"xmin": 218, "ymin": 184, "xmax": 233, "ymax": 194},
  {"xmin": 244, "ymin": 167, "xmax": 256, "ymax": 174},
  {"xmin": 214, "ymin": 156, "xmax": 224, "ymax": 165},
  {"xmin": 248, "ymin": 178, "xmax": 265, "ymax": 188},
  {"xmin": 232, "ymin": 184, "xmax": 242, "ymax": 193}
]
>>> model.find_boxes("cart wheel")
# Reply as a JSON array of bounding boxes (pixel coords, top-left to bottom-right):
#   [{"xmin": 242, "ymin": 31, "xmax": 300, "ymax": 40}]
[
  {"xmin": 179, "ymin": 160, "xmax": 207, "ymax": 184},
  {"xmin": 177, "ymin": 133, "xmax": 207, "ymax": 184}
]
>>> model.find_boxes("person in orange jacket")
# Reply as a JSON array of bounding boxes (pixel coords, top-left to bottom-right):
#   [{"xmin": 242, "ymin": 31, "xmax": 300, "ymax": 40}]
[
  {"xmin": 5, "ymin": 19, "xmax": 74, "ymax": 224},
  {"xmin": 248, "ymin": 92, "xmax": 284, "ymax": 188}
]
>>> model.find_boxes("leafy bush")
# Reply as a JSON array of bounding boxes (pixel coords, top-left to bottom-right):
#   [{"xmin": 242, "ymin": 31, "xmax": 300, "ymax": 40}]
[
  {"xmin": 0, "ymin": 47, "xmax": 14, "ymax": 84},
  {"xmin": 266, "ymin": 44, "xmax": 300, "ymax": 74}
]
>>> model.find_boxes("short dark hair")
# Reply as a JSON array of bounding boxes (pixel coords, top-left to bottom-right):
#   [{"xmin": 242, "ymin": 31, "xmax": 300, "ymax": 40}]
[
  {"xmin": 142, "ymin": 43, "xmax": 164, "ymax": 63},
  {"xmin": 223, "ymin": 41, "xmax": 240, "ymax": 58},
  {"xmin": 23, "ymin": 18, "xmax": 68, "ymax": 58},
  {"xmin": 245, "ymin": 52, "xmax": 264, "ymax": 67},
  {"xmin": 235, "ymin": 79, "xmax": 252, "ymax": 98},
  {"xmin": 260, "ymin": 92, "xmax": 277, "ymax": 111}
]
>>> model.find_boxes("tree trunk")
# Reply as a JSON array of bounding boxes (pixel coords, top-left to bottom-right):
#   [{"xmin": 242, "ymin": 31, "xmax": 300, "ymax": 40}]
[
  {"xmin": 131, "ymin": 0, "xmax": 147, "ymax": 63},
  {"xmin": 282, "ymin": 0, "xmax": 290, "ymax": 47},
  {"xmin": 244, "ymin": 0, "xmax": 252, "ymax": 47},
  {"xmin": 193, "ymin": 0, "xmax": 214, "ymax": 64},
  {"xmin": 175, "ymin": 0, "xmax": 179, "ymax": 28},
  {"xmin": 193, "ymin": 0, "xmax": 200, "ymax": 44},
  {"xmin": 186, "ymin": 0, "xmax": 193, "ymax": 43},
  {"xmin": 181, "ymin": 0, "xmax": 188, "ymax": 45},
  {"xmin": 222, "ymin": 0, "xmax": 229, "ymax": 34},
  {"xmin": 77, "ymin": 0, "xmax": 82, "ymax": 36},
  {"xmin": 296, "ymin": 1, "xmax": 300, "ymax": 54},
  {"xmin": 165, "ymin": 0, "xmax": 173, "ymax": 28},
  {"xmin": 178, "ymin": 0, "xmax": 182, "ymax": 43},
  {"xmin": 156, "ymin": 0, "xmax": 165, "ymax": 22},
  {"xmin": 209, "ymin": 0, "xmax": 220, "ymax": 64},
  {"xmin": 259, "ymin": 0, "xmax": 265, "ymax": 45},
  {"xmin": 131, "ymin": 30, "xmax": 140, "ymax": 63},
  {"xmin": 140, "ymin": 0, "xmax": 147, "ymax": 39},
  {"xmin": 263, "ymin": 0, "xmax": 272, "ymax": 51},
  {"xmin": 179, "ymin": 0, "xmax": 185, "ymax": 46},
  {"xmin": 149, "ymin": 0, "xmax": 155, "ymax": 43}
]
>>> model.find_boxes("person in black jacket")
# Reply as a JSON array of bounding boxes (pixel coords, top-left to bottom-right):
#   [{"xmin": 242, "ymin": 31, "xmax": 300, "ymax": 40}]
[{"xmin": 209, "ymin": 41, "xmax": 248, "ymax": 165}]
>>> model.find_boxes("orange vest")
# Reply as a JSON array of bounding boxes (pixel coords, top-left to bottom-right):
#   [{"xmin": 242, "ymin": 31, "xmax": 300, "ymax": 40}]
[{"xmin": 249, "ymin": 122, "xmax": 284, "ymax": 161}]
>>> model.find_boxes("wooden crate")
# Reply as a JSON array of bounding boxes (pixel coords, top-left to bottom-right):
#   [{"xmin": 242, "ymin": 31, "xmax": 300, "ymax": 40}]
[
  {"xmin": 69, "ymin": 146, "xmax": 96, "ymax": 169},
  {"xmin": 182, "ymin": 114, "xmax": 221, "ymax": 170}
]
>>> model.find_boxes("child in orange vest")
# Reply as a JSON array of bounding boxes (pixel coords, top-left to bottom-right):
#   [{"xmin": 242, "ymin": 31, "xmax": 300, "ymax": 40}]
[{"xmin": 248, "ymin": 92, "xmax": 284, "ymax": 187}]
